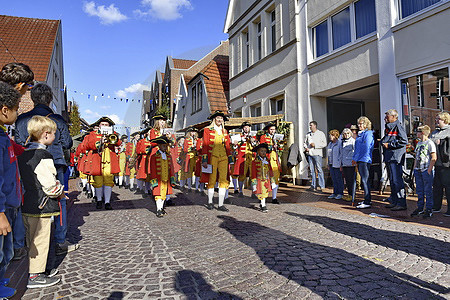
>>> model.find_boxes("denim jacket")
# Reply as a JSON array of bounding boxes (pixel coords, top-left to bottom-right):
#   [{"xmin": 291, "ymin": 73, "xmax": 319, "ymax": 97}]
[
  {"xmin": 340, "ymin": 137, "xmax": 355, "ymax": 167},
  {"xmin": 327, "ymin": 140, "xmax": 342, "ymax": 168}
]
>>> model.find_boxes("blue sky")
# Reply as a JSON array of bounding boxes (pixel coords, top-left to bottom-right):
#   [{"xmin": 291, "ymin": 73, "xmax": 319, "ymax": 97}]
[{"xmin": 1, "ymin": 0, "xmax": 229, "ymax": 133}]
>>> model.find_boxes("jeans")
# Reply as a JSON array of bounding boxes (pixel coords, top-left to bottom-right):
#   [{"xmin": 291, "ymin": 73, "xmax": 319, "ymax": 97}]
[
  {"xmin": 307, "ymin": 155, "xmax": 325, "ymax": 189},
  {"xmin": 342, "ymin": 166, "xmax": 356, "ymax": 196},
  {"xmin": 329, "ymin": 166, "xmax": 344, "ymax": 195},
  {"xmin": 358, "ymin": 162, "xmax": 372, "ymax": 205},
  {"xmin": 55, "ymin": 165, "xmax": 67, "ymax": 244},
  {"xmin": 68, "ymin": 166, "xmax": 74, "ymax": 178},
  {"xmin": 12, "ymin": 207, "xmax": 25, "ymax": 249},
  {"xmin": 414, "ymin": 169, "xmax": 434, "ymax": 211},
  {"xmin": 64, "ymin": 166, "xmax": 70, "ymax": 193},
  {"xmin": 433, "ymin": 166, "xmax": 450, "ymax": 212},
  {"xmin": 387, "ymin": 162, "xmax": 406, "ymax": 207},
  {"xmin": 0, "ymin": 208, "xmax": 17, "ymax": 279}
]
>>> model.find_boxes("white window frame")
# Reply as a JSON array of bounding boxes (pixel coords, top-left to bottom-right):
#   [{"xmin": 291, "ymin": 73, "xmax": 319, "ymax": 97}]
[
  {"xmin": 395, "ymin": 0, "xmax": 444, "ymax": 22},
  {"xmin": 256, "ymin": 21, "xmax": 262, "ymax": 61},
  {"xmin": 270, "ymin": 9, "xmax": 276, "ymax": 53}
]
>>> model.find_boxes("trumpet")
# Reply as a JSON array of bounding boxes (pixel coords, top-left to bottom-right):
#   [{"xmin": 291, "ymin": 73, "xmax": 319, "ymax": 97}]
[{"xmin": 107, "ymin": 133, "xmax": 119, "ymax": 145}]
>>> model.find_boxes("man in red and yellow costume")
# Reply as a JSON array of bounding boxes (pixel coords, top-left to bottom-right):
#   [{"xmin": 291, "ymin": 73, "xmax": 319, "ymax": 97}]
[
  {"xmin": 149, "ymin": 136, "xmax": 176, "ymax": 218},
  {"xmin": 117, "ymin": 134, "xmax": 128, "ymax": 188},
  {"xmin": 181, "ymin": 127, "xmax": 198, "ymax": 192},
  {"xmin": 194, "ymin": 135, "xmax": 204, "ymax": 193},
  {"xmin": 232, "ymin": 121, "xmax": 254, "ymax": 196},
  {"xmin": 135, "ymin": 127, "xmax": 151, "ymax": 195},
  {"xmin": 251, "ymin": 143, "xmax": 275, "ymax": 213},
  {"xmin": 84, "ymin": 117, "xmax": 121, "ymax": 210},
  {"xmin": 201, "ymin": 111, "xmax": 234, "ymax": 211},
  {"xmin": 124, "ymin": 132, "xmax": 138, "ymax": 191},
  {"xmin": 259, "ymin": 122, "xmax": 282, "ymax": 204}
]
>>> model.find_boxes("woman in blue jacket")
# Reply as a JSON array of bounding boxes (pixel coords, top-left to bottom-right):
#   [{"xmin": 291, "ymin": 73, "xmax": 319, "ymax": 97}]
[{"xmin": 352, "ymin": 116, "xmax": 374, "ymax": 209}]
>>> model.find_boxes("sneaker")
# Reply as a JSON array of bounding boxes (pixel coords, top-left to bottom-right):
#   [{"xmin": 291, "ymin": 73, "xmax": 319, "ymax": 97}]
[
  {"xmin": 391, "ymin": 205, "xmax": 407, "ymax": 211},
  {"xmin": 156, "ymin": 210, "xmax": 163, "ymax": 218},
  {"xmin": 0, "ymin": 278, "xmax": 10, "ymax": 286},
  {"xmin": 335, "ymin": 194, "xmax": 343, "ymax": 200},
  {"xmin": 385, "ymin": 203, "xmax": 396, "ymax": 208},
  {"xmin": 356, "ymin": 203, "xmax": 371, "ymax": 209},
  {"xmin": 105, "ymin": 203, "xmax": 113, "ymax": 210},
  {"xmin": 96, "ymin": 201, "xmax": 103, "ymax": 209},
  {"xmin": 217, "ymin": 206, "xmax": 229, "ymax": 212},
  {"xmin": 422, "ymin": 209, "xmax": 433, "ymax": 219},
  {"xmin": 206, "ymin": 203, "xmax": 215, "ymax": 210},
  {"xmin": 260, "ymin": 205, "xmax": 268, "ymax": 213},
  {"xmin": 272, "ymin": 198, "xmax": 280, "ymax": 204},
  {"xmin": 0, "ymin": 285, "xmax": 15, "ymax": 297},
  {"xmin": 27, "ymin": 274, "xmax": 60, "ymax": 289},
  {"xmin": 328, "ymin": 194, "xmax": 337, "ymax": 199},
  {"xmin": 410, "ymin": 208, "xmax": 424, "ymax": 217},
  {"xmin": 44, "ymin": 269, "xmax": 59, "ymax": 278},
  {"xmin": 12, "ymin": 247, "xmax": 27, "ymax": 261},
  {"xmin": 56, "ymin": 241, "xmax": 80, "ymax": 256}
]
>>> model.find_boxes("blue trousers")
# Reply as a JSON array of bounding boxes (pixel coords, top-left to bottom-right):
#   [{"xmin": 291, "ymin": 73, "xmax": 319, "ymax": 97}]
[
  {"xmin": 12, "ymin": 207, "xmax": 25, "ymax": 249},
  {"xmin": 0, "ymin": 208, "xmax": 17, "ymax": 279},
  {"xmin": 387, "ymin": 162, "xmax": 406, "ymax": 207},
  {"xmin": 307, "ymin": 155, "xmax": 325, "ymax": 189},
  {"xmin": 414, "ymin": 169, "xmax": 434, "ymax": 210},
  {"xmin": 358, "ymin": 162, "xmax": 372, "ymax": 204},
  {"xmin": 329, "ymin": 166, "xmax": 344, "ymax": 195},
  {"xmin": 55, "ymin": 166, "xmax": 67, "ymax": 244}
]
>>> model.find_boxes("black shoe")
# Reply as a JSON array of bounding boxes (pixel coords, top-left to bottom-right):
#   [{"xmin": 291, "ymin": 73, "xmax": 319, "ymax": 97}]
[
  {"xmin": 234, "ymin": 190, "xmax": 239, "ymax": 194},
  {"xmin": 410, "ymin": 208, "xmax": 423, "ymax": 217},
  {"xmin": 87, "ymin": 192, "xmax": 93, "ymax": 199},
  {"xmin": 118, "ymin": 185, "xmax": 122, "ymax": 189},
  {"xmin": 272, "ymin": 198, "xmax": 280, "ymax": 204},
  {"xmin": 161, "ymin": 208, "xmax": 167, "ymax": 215},
  {"xmin": 105, "ymin": 203, "xmax": 112, "ymax": 210},
  {"xmin": 385, "ymin": 203, "xmax": 396, "ymax": 208},
  {"xmin": 207, "ymin": 203, "xmax": 215, "ymax": 210},
  {"xmin": 82, "ymin": 186, "xmax": 87, "ymax": 191},
  {"xmin": 156, "ymin": 210, "xmax": 163, "ymax": 218},
  {"xmin": 217, "ymin": 205, "xmax": 229, "ymax": 212},
  {"xmin": 422, "ymin": 209, "xmax": 432, "ymax": 219},
  {"xmin": 130, "ymin": 187, "xmax": 136, "ymax": 192},
  {"xmin": 96, "ymin": 201, "xmax": 103, "ymax": 209},
  {"xmin": 56, "ymin": 241, "xmax": 80, "ymax": 256},
  {"xmin": 391, "ymin": 205, "xmax": 407, "ymax": 211},
  {"xmin": 260, "ymin": 205, "xmax": 268, "ymax": 213},
  {"xmin": 12, "ymin": 247, "xmax": 27, "ymax": 261},
  {"xmin": 134, "ymin": 189, "xmax": 143, "ymax": 195}
]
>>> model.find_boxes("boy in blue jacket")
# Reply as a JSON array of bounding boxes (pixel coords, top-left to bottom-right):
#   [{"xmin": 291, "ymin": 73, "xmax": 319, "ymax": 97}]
[{"xmin": 0, "ymin": 82, "xmax": 22, "ymax": 298}]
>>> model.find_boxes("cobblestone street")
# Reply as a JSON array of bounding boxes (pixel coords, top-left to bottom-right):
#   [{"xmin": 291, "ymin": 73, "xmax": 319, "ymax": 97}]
[{"xmin": 7, "ymin": 180, "xmax": 450, "ymax": 299}]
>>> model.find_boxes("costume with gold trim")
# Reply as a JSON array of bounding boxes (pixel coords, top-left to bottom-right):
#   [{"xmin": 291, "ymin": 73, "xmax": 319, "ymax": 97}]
[
  {"xmin": 251, "ymin": 154, "xmax": 275, "ymax": 200},
  {"xmin": 259, "ymin": 133, "xmax": 282, "ymax": 183},
  {"xmin": 149, "ymin": 150, "xmax": 175, "ymax": 199},
  {"xmin": 135, "ymin": 138, "xmax": 151, "ymax": 180}
]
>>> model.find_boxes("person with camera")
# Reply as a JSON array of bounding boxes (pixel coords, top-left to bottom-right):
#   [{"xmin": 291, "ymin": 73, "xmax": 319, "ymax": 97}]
[{"xmin": 84, "ymin": 117, "xmax": 121, "ymax": 210}]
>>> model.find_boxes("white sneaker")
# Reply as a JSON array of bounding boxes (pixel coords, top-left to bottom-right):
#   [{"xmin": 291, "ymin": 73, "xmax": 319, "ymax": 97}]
[
  {"xmin": 335, "ymin": 194, "xmax": 343, "ymax": 200},
  {"xmin": 328, "ymin": 194, "xmax": 337, "ymax": 199},
  {"xmin": 357, "ymin": 203, "xmax": 371, "ymax": 209}
]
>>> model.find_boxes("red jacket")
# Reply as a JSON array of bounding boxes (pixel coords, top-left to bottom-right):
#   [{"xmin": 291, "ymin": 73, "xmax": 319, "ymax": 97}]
[
  {"xmin": 135, "ymin": 138, "xmax": 151, "ymax": 179},
  {"xmin": 149, "ymin": 150, "xmax": 174, "ymax": 196},
  {"xmin": 84, "ymin": 131, "xmax": 121, "ymax": 176}
]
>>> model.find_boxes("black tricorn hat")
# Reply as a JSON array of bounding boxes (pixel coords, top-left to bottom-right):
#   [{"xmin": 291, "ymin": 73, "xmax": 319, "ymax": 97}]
[
  {"xmin": 263, "ymin": 122, "xmax": 277, "ymax": 131},
  {"xmin": 120, "ymin": 134, "xmax": 128, "ymax": 140},
  {"xmin": 150, "ymin": 136, "xmax": 170, "ymax": 145},
  {"xmin": 91, "ymin": 116, "xmax": 115, "ymax": 127},
  {"xmin": 240, "ymin": 121, "xmax": 251, "ymax": 128},
  {"xmin": 208, "ymin": 110, "xmax": 229, "ymax": 121},
  {"xmin": 186, "ymin": 126, "xmax": 198, "ymax": 133},
  {"xmin": 140, "ymin": 127, "xmax": 151, "ymax": 134},
  {"xmin": 252, "ymin": 143, "xmax": 271, "ymax": 153},
  {"xmin": 130, "ymin": 131, "xmax": 139, "ymax": 137},
  {"xmin": 152, "ymin": 114, "xmax": 167, "ymax": 120}
]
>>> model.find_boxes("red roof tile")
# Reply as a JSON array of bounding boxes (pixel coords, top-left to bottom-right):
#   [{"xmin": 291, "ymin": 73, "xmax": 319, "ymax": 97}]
[
  {"xmin": 173, "ymin": 58, "xmax": 197, "ymax": 70},
  {"xmin": 201, "ymin": 55, "xmax": 229, "ymax": 113},
  {"xmin": 0, "ymin": 15, "xmax": 59, "ymax": 82}
]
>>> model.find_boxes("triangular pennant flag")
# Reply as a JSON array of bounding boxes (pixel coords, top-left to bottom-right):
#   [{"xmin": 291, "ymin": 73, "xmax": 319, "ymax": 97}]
[
  {"xmin": 102, "ymin": 93, "xmax": 104, "ymax": 97},
  {"xmin": 94, "ymin": 96, "xmax": 97, "ymax": 101},
  {"xmin": 88, "ymin": 94, "xmax": 90, "ymax": 99}
]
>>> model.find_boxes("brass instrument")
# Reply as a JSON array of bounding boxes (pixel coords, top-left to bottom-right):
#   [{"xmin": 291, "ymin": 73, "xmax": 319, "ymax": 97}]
[{"xmin": 108, "ymin": 133, "xmax": 119, "ymax": 145}]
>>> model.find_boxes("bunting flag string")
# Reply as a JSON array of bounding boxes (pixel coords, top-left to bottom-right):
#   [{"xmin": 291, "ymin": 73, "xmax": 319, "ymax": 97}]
[{"xmin": 55, "ymin": 86, "xmax": 146, "ymax": 103}]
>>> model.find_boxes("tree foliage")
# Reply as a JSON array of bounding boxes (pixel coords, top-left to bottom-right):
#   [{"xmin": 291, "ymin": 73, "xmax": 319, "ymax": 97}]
[{"xmin": 69, "ymin": 101, "xmax": 81, "ymax": 136}]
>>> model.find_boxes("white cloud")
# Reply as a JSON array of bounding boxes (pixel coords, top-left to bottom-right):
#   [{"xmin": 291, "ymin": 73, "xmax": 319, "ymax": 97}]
[
  {"xmin": 134, "ymin": 0, "xmax": 192, "ymax": 21},
  {"xmin": 100, "ymin": 105, "xmax": 111, "ymax": 110},
  {"xmin": 107, "ymin": 114, "xmax": 124, "ymax": 125},
  {"xmin": 115, "ymin": 83, "xmax": 150, "ymax": 98},
  {"xmin": 83, "ymin": 1, "xmax": 128, "ymax": 25}
]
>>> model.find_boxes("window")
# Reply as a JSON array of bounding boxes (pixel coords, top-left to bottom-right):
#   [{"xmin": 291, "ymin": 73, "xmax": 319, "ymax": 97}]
[
  {"xmin": 270, "ymin": 97, "xmax": 284, "ymax": 115},
  {"xmin": 197, "ymin": 83, "xmax": 203, "ymax": 112},
  {"xmin": 192, "ymin": 86, "xmax": 196, "ymax": 113},
  {"xmin": 314, "ymin": 20, "xmax": 328, "ymax": 57},
  {"xmin": 355, "ymin": 0, "xmax": 376, "ymax": 39},
  {"xmin": 402, "ymin": 67, "xmax": 449, "ymax": 132},
  {"xmin": 400, "ymin": 0, "xmax": 440, "ymax": 19},
  {"xmin": 332, "ymin": 8, "xmax": 351, "ymax": 50},
  {"xmin": 270, "ymin": 10, "xmax": 276, "ymax": 52},
  {"xmin": 241, "ymin": 30, "xmax": 250, "ymax": 69},
  {"xmin": 250, "ymin": 103, "xmax": 262, "ymax": 130},
  {"xmin": 256, "ymin": 21, "xmax": 262, "ymax": 61},
  {"xmin": 312, "ymin": 0, "xmax": 376, "ymax": 58}
]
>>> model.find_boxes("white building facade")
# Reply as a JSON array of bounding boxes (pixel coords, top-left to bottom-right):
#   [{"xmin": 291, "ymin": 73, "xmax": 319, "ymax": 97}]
[{"xmin": 225, "ymin": 0, "xmax": 450, "ymax": 180}]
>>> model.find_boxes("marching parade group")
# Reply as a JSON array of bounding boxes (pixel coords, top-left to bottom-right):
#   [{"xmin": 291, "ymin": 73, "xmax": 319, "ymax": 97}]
[{"xmin": 75, "ymin": 111, "xmax": 284, "ymax": 217}]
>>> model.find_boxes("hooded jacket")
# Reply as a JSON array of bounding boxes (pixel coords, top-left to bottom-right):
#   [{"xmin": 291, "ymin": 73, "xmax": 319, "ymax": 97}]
[
  {"xmin": 431, "ymin": 125, "xmax": 450, "ymax": 168},
  {"xmin": 380, "ymin": 120, "xmax": 407, "ymax": 164}
]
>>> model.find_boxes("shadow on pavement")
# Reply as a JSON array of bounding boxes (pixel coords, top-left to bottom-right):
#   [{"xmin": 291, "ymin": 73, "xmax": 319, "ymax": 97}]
[
  {"xmin": 175, "ymin": 270, "xmax": 243, "ymax": 300},
  {"xmin": 107, "ymin": 291, "xmax": 124, "ymax": 299},
  {"xmin": 217, "ymin": 215, "xmax": 447, "ymax": 299},
  {"xmin": 285, "ymin": 212, "xmax": 450, "ymax": 267}
]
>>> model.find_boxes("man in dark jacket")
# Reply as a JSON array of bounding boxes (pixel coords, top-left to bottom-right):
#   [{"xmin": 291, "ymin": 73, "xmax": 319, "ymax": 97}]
[
  {"xmin": 14, "ymin": 83, "xmax": 78, "ymax": 255},
  {"xmin": 380, "ymin": 109, "xmax": 408, "ymax": 211}
]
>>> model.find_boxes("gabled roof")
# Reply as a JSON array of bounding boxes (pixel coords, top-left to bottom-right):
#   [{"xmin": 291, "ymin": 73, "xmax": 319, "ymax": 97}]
[
  {"xmin": 172, "ymin": 58, "xmax": 197, "ymax": 70},
  {"xmin": 0, "ymin": 15, "xmax": 60, "ymax": 81},
  {"xmin": 189, "ymin": 55, "xmax": 229, "ymax": 113}
]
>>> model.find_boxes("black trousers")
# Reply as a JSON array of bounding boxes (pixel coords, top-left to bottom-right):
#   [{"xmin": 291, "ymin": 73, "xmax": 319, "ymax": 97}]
[{"xmin": 433, "ymin": 166, "xmax": 450, "ymax": 212}]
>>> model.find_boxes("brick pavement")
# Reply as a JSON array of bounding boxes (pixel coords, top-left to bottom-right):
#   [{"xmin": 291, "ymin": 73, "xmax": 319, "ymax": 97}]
[{"xmin": 6, "ymin": 180, "xmax": 450, "ymax": 299}]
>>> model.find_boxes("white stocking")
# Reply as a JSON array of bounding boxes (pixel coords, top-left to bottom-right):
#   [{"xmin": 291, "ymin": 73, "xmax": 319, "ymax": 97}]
[
  {"xmin": 218, "ymin": 188, "xmax": 226, "ymax": 207},
  {"xmin": 137, "ymin": 180, "xmax": 143, "ymax": 190},
  {"xmin": 272, "ymin": 185, "xmax": 279, "ymax": 200},
  {"xmin": 208, "ymin": 188, "xmax": 214, "ymax": 204},
  {"xmin": 195, "ymin": 177, "xmax": 200, "ymax": 190},
  {"xmin": 104, "ymin": 186, "xmax": 112, "ymax": 204},
  {"xmin": 118, "ymin": 176, "xmax": 123, "ymax": 186},
  {"xmin": 81, "ymin": 178, "xmax": 87, "ymax": 187},
  {"xmin": 232, "ymin": 178, "xmax": 238, "ymax": 192},
  {"xmin": 95, "ymin": 187, "xmax": 103, "ymax": 201},
  {"xmin": 130, "ymin": 177, "xmax": 135, "ymax": 187},
  {"xmin": 261, "ymin": 198, "xmax": 266, "ymax": 207},
  {"xmin": 238, "ymin": 181, "xmax": 244, "ymax": 193},
  {"xmin": 180, "ymin": 179, "xmax": 185, "ymax": 188},
  {"xmin": 187, "ymin": 177, "xmax": 192, "ymax": 190},
  {"xmin": 156, "ymin": 199, "xmax": 164, "ymax": 211}
]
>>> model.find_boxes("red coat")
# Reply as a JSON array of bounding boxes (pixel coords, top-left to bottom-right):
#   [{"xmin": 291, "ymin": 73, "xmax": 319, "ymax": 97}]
[
  {"xmin": 124, "ymin": 142, "xmax": 135, "ymax": 176},
  {"xmin": 170, "ymin": 145, "xmax": 182, "ymax": 173},
  {"xmin": 135, "ymin": 138, "xmax": 151, "ymax": 179},
  {"xmin": 259, "ymin": 133, "xmax": 282, "ymax": 172},
  {"xmin": 76, "ymin": 137, "xmax": 88, "ymax": 173},
  {"xmin": 84, "ymin": 131, "xmax": 121, "ymax": 176},
  {"xmin": 195, "ymin": 139, "xmax": 203, "ymax": 177},
  {"xmin": 251, "ymin": 155, "xmax": 274, "ymax": 194},
  {"xmin": 200, "ymin": 125, "xmax": 233, "ymax": 183},
  {"xmin": 232, "ymin": 133, "xmax": 253, "ymax": 176},
  {"xmin": 149, "ymin": 151, "xmax": 174, "ymax": 196},
  {"xmin": 183, "ymin": 137, "xmax": 197, "ymax": 172}
]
